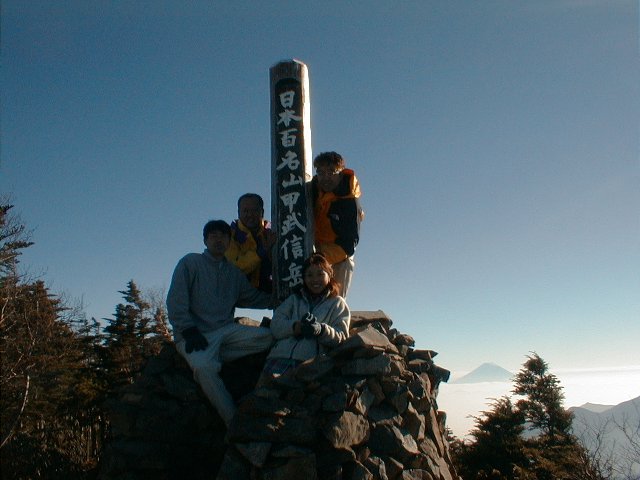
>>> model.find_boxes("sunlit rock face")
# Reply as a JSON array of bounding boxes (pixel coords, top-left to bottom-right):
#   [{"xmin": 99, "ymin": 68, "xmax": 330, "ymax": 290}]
[{"xmin": 98, "ymin": 311, "xmax": 458, "ymax": 480}]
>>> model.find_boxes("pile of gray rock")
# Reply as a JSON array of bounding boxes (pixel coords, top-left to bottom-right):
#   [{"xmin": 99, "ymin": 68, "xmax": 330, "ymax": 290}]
[{"xmin": 98, "ymin": 311, "xmax": 458, "ymax": 480}]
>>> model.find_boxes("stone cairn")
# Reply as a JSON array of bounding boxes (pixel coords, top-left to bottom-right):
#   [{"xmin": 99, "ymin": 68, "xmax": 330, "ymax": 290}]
[{"xmin": 98, "ymin": 311, "xmax": 458, "ymax": 480}]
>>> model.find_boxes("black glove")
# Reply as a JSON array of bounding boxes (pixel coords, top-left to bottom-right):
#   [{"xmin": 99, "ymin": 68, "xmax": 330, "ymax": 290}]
[
  {"xmin": 182, "ymin": 326, "xmax": 208, "ymax": 353},
  {"xmin": 301, "ymin": 312, "xmax": 317, "ymax": 324},
  {"xmin": 300, "ymin": 313, "xmax": 323, "ymax": 338},
  {"xmin": 260, "ymin": 316, "xmax": 272, "ymax": 328}
]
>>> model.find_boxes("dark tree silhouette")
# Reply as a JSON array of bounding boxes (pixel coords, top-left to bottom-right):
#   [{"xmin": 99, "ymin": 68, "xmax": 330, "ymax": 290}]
[
  {"xmin": 513, "ymin": 352, "xmax": 574, "ymax": 440},
  {"xmin": 451, "ymin": 353, "xmax": 606, "ymax": 480}
]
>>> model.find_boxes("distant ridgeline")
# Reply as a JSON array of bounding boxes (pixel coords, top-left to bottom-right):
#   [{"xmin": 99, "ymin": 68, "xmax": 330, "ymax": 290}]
[{"xmin": 98, "ymin": 311, "xmax": 459, "ymax": 480}]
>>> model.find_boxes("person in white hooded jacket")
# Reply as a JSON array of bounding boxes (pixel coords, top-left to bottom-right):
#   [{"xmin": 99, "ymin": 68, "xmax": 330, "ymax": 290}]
[{"xmin": 260, "ymin": 253, "xmax": 350, "ymax": 384}]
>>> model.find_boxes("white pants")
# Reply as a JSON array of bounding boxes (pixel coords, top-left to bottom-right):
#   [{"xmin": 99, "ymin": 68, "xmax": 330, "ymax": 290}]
[
  {"xmin": 176, "ymin": 323, "xmax": 273, "ymax": 426},
  {"xmin": 332, "ymin": 255, "xmax": 355, "ymax": 299}
]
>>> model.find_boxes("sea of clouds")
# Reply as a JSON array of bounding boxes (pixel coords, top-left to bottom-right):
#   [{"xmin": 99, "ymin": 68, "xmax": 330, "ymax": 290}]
[{"xmin": 438, "ymin": 365, "xmax": 640, "ymax": 439}]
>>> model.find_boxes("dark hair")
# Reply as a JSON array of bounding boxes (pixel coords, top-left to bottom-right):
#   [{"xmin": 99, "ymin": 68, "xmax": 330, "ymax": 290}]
[
  {"xmin": 301, "ymin": 253, "xmax": 340, "ymax": 297},
  {"xmin": 313, "ymin": 151, "xmax": 345, "ymax": 171},
  {"xmin": 237, "ymin": 193, "xmax": 264, "ymax": 211},
  {"xmin": 203, "ymin": 220, "xmax": 231, "ymax": 240}
]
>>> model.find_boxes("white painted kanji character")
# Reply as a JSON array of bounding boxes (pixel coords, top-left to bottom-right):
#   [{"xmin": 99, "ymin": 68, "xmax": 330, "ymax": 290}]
[
  {"xmin": 289, "ymin": 234, "xmax": 304, "ymax": 259},
  {"xmin": 282, "ymin": 262, "xmax": 303, "ymax": 287},
  {"xmin": 279, "ymin": 90, "xmax": 295, "ymax": 108},
  {"xmin": 282, "ymin": 173, "xmax": 303, "ymax": 188},
  {"xmin": 281, "ymin": 212, "xmax": 306, "ymax": 235},
  {"xmin": 280, "ymin": 238, "xmax": 290, "ymax": 261},
  {"xmin": 279, "ymin": 128, "xmax": 297, "ymax": 148},
  {"xmin": 278, "ymin": 109, "xmax": 301, "ymax": 127},
  {"xmin": 280, "ymin": 191, "xmax": 300, "ymax": 213},
  {"xmin": 276, "ymin": 151, "xmax": 299, "ymax": 171}
]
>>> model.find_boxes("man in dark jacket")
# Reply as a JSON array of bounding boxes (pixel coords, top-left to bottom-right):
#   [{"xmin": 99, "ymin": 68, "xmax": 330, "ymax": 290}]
[{"xmin": 311, "ymin": 151, "xmax": 364, "ymax": 298}]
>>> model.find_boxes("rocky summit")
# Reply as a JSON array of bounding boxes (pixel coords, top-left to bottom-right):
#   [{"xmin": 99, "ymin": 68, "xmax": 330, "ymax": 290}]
[{"xmin": 98, "ymin": 311, "xmax": 458, "ymax": 480}]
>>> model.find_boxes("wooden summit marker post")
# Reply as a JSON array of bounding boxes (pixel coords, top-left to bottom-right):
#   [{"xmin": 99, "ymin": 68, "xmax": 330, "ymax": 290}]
[{"xmin": 270, "ymin": 59, "xmax": 314, "ymax": 304}]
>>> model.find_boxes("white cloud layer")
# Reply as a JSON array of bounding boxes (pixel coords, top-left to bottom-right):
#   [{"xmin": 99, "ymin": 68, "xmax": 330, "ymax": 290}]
[{"xmin": 439, "ymin": 366, "xmax": 640, "ymax": 438}]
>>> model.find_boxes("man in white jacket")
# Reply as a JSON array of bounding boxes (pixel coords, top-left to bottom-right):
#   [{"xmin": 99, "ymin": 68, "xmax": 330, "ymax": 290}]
[{"xmin": 166, "ymin": 219, "xmax": 273, "ymax": 426}]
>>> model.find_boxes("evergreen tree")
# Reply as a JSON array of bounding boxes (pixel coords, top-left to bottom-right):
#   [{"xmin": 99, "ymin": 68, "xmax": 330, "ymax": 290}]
[
  {"xmin": 451, "ymin": 353, "xmax": 606, "ymax": 480},
  {"xmin": 1, "ymin": 280, "xmax": 104, "ymax": 478},
  {"xmin": 1, "ymin": 201, "xmax": 169, "ymax": 478},
  {"xmin": 512, "ymin": 352, "xmax": 574, "ymax": 440},
  {"xmin": 0, "ymin": 203, "xmax": 108, "ymax": 479},
  {"xmin": 102, "ymin": 280, "xmax": 169, "ymax": 390},
  {"xmin": 0, "ymin": 201, "xmax": 33, "ymax": 280},
  {"xmin": 1, "ymin": 201, "xmax": 107, "ymax": 478},
  {"xmin": 66, "ymin": 306, "xmax": 109, "ymax": 408},
  {"xmin": 1, "ymin": 200, "xmax": 37, "ymax": 449},
  {"xmin": 453, "ymin": 397, "xmax": 528, "ymax": 479}
]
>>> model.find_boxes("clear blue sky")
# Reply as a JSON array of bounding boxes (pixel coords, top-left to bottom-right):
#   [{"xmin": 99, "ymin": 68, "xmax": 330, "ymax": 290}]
[{"xmin": 2, "ymin": 1, "xmax": 638, "ymax": 373}]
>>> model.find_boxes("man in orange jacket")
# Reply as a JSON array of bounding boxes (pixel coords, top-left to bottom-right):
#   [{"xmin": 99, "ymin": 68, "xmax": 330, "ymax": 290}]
[{"xmin": 311, "ymin": 151, "xmax": 364, "ymax": 298}]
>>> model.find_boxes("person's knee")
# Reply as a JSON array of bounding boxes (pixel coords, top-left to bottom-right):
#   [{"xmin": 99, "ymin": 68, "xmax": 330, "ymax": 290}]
[
  {"xmin": 188, "ymin": 354, "xmax": 221, "ymax": 375},
  {"xmin": 189, "ymin": 361, "xmax": 206, "ymax": 376},
  {"xmin": 256, "ymin": 329, "xmax": 274, "ymax": 344},
  {"xmin": 240, "ymin": 325, "xmax": 274, "ymax": 346}
]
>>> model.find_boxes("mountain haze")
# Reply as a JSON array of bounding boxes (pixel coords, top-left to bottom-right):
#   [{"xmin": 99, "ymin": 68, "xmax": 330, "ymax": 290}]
[
  {"xmin": 570, "ymin": 396, "xmax": 640, "ymax": 478},
  {"xmin": 451, "ymin": 362, "xmax": 513, "ymax": 384}
]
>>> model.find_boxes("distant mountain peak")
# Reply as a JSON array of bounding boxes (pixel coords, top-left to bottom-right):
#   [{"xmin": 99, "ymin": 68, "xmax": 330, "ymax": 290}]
[
  {"xmin": 570, "ymin": 396, "xmax": 640, "ymax": 474},
  {"xmin": 451, "ymin": 362, "xmax": 513, "ymax": 384},
  {"xmin": 573, "ymin": 402, "xmax": 614, "ymax": 414}
]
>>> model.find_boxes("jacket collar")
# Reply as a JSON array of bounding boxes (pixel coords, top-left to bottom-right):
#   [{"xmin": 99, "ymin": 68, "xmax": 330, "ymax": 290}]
[
  {"xmin": 232, "ymin": 219, "xmax": 270, "ymax": 238},
  {"xmin": 203, "ymin": 249, "xmax": 227, "ymax": 264},
  {"xmin": 300, "ymin": 288, "xmax": 331, "ymax": 304}
]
